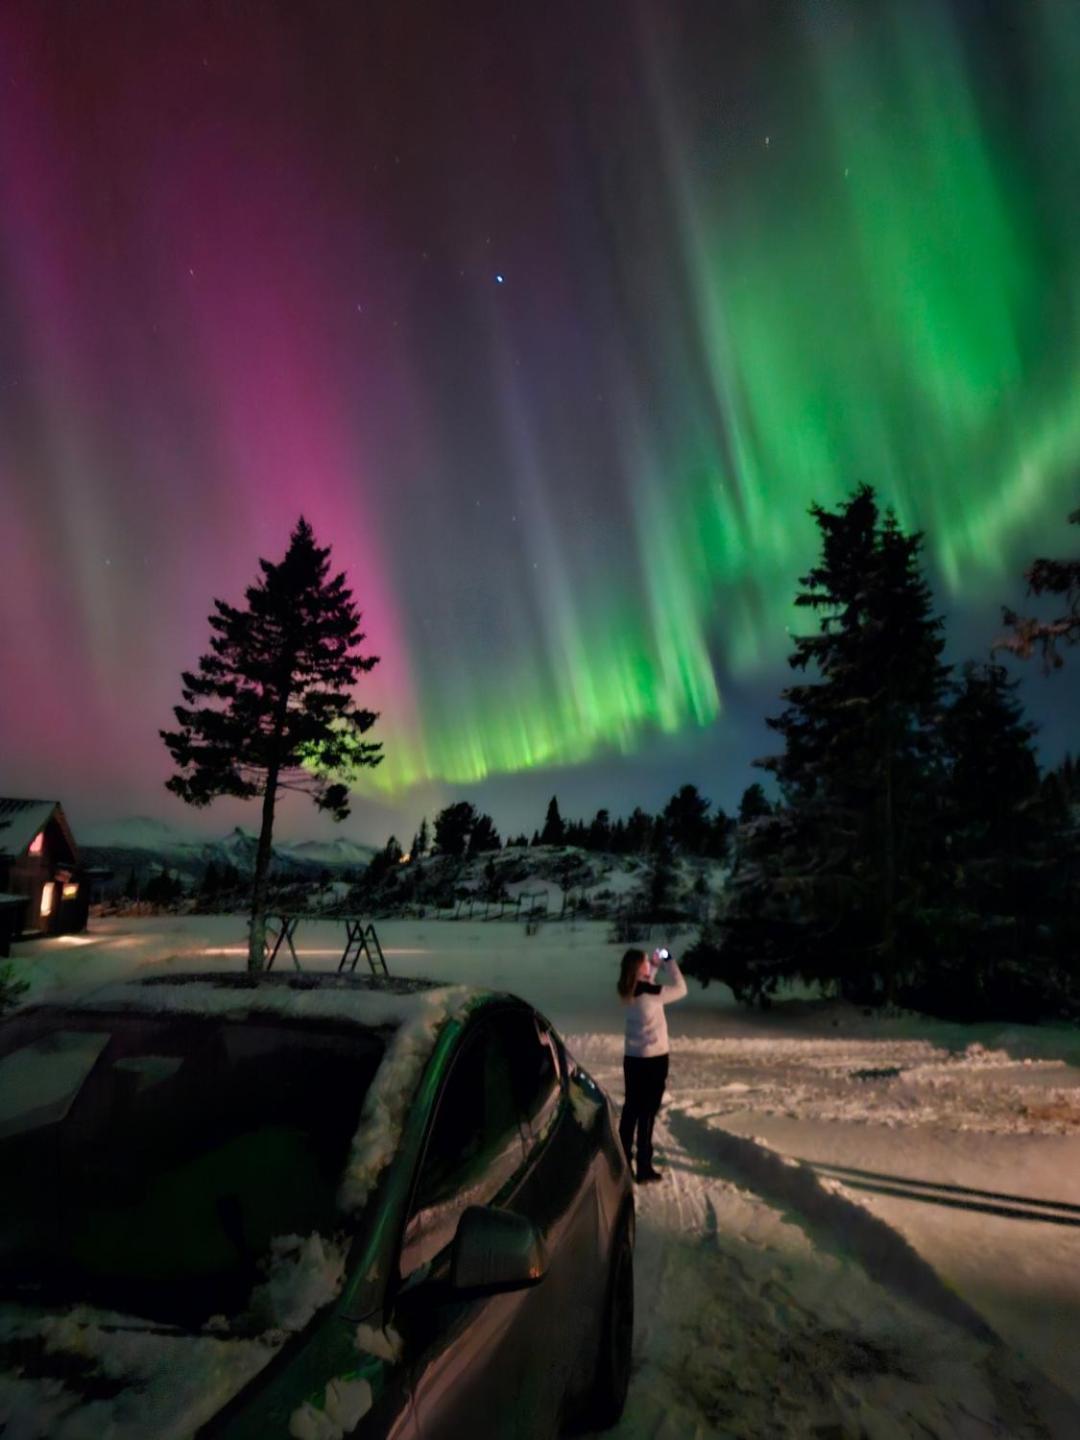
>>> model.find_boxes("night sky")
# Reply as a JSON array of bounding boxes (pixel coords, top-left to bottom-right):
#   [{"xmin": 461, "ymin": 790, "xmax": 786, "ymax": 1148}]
[{"xmin": 2, "ymin": 0, "xmax": 1078, "ymax": 845}]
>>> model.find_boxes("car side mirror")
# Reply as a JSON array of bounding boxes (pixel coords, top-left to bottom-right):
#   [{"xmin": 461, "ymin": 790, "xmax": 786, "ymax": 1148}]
[{"xmin": 449, "ymin": 1206, "xmax": 546, "ymax": 1296}]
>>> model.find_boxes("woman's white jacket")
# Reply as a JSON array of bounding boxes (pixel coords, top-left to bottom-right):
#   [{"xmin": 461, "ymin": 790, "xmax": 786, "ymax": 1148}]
[{"xmin": 624, "ymin": 959, "xmax": 688, "ymax": 1058}]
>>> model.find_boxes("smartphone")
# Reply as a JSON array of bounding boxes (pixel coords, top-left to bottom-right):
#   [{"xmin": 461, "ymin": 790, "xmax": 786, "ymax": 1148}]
[{"xmin": 657, "ymin": 947, "xmax": 670, "ymax": 961}]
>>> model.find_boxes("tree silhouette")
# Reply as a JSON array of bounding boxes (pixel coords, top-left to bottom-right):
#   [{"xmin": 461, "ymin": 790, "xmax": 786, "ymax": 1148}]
[
  {"xmin": 998, "ymin": 504, "xmax": 1080, "ymax": 670},
  {"xmin": 663, "ymin": 784, "xmax": 711, "ymax": 853},
  {"xmin": 161, "ymin": 517, "xmax": 381, "ymax": 970},
  {"xmin": 737, "ymin": 783, "xmax": 771, "ymax": 823},
  {"xmin": 468, "ymin": 813, "xmax": 502, "ymax": 856},
  {"xmin": 759, "ymin": 485, "xmax": 951, "ymax": 1002},
  {"xmin": 540, "ymin": 795, "xmax": 565, "ymax": 846},
  {"xmin": 433, "ymin": 801, "xmax": 477, "ymax": 858}
]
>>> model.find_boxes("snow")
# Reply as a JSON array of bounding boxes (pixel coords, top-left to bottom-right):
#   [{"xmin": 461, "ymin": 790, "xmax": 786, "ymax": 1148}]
[
  {"xmin": 289, "ymin": 1376, "xmax": 373, "ymax": 1440},
  {"xmin": 6, "ymin": 916, "xmax": 1080, "ymax": 1437},
  {"xmin": 245, "ymin": 1233, "xmax": 349, "ymax": 1336},
  {"xmin": 354, "ymin": 1322, "xmax": 403, "ymax": 1363},
  {"xmin": 0, "ymin": 1303, "xmax": 278, "ymax": 1440},
  {"xmin": 337, "ymin": 983, "xmax": 473, "ymax": 1214}
]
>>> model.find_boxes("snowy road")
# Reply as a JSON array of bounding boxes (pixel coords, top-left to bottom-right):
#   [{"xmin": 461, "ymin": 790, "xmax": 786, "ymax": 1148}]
[
  {"xmin": 11, "ymin": 916, "xmax": 1080, "ymax": 1438},
  {"xmin": 573, "ymin": 1033, "xmax": 1080, "ymax": 1440}
]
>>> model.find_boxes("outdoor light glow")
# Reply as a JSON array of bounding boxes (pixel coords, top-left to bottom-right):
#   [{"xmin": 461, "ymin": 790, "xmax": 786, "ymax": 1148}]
[{"xmin": 28, "ymin": 833, "xmax": 44, "ymax": 856}]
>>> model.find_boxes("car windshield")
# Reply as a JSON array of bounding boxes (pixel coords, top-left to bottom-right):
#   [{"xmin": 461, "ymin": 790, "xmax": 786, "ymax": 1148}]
[{"xmin": 0, "ymin": 1008, "xmax": 386, "ymax": 1327}]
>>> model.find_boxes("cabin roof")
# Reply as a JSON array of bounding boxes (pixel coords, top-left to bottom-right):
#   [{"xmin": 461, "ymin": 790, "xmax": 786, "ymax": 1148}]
[{"xmin": 0, "ymin": 799, "xmax": 79, "ymax": 861}]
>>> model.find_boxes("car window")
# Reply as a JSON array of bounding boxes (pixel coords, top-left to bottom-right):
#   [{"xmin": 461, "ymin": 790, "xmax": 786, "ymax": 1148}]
[
  {"xmin": 501, "ymin": 1010, "xmax": 561, "ymax": 1146},
  {"xmin": 400, "ymin": 1020, "xmax": 525, "ymax": 1276},
  {"xmin": 0, "ymin": 1010, "xmax": 385, "ymax": 1327}
]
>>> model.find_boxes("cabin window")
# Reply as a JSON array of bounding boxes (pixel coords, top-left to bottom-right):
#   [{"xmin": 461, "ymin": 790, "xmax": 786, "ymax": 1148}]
[
  {"xmin": 40, "ymin": 883, "xmax": 56, "ymax": 919},
  {"xmin": 62, "ymin": 883, "xmax": 79, "ymax": 900},
  {"xmin": 28, "ymin": 832, "xmax": 44, "ymax": 857}
]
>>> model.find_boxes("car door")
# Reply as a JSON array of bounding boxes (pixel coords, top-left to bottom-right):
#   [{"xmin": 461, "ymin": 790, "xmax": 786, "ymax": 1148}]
[
  {"xmin": 392, "ymin": 1014, "xmax": 545, "ymax": 1440},
  {"xmin": 498, "ymin": 1007, "xmax": 607, "ymax": 1432}
]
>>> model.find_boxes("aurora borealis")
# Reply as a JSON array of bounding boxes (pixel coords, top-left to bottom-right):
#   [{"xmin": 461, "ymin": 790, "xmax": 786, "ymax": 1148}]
[{"xmin": 2, "ymin": 0, "xmax": 1078, "ymax": 839}]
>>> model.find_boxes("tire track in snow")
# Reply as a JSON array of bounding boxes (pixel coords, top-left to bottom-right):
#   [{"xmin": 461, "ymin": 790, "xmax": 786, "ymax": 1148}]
[
  {"xmin": 582, "ymin": 1094, "xmax": 1078, "ymax": 1439},
  {"xmin": 666, "ymin": 1110, "xmax": 995, "ymax": 1344}
]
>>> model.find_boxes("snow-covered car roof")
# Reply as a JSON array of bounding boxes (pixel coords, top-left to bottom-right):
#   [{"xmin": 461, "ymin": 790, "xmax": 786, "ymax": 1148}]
[{"xmin": 47, "ymin": 970, "xmax": 482, "ymax": 1033}]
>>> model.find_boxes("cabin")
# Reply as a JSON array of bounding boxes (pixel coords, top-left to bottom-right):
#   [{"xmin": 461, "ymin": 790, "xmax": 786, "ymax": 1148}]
[{"xmin": 0, "ymin": 798, "xmax": 88, "ymax": 954}]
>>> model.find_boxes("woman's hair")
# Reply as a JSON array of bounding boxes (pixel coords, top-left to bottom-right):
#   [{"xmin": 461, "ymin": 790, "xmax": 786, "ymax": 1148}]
[{"xmin": 617, "ymin": 948, "xmax": 646, "ymax": 1001}]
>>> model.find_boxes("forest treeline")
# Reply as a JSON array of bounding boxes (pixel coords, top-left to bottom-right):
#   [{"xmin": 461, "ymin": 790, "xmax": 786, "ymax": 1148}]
[
  {"xmin": 682, "ymin": 487, "xmax": 1079, "ymax": 1023},
  {"xmin": 152, "ymin": 497, "xmax": 1078, "ymax": 1018},
  {"xmin": 373, "ymin": 489, "xmax": 1080, "ymax": 1022}
]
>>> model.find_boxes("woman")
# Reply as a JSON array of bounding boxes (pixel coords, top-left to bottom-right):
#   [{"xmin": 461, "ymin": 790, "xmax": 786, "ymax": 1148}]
[{"xmin": 617, "ymin": 946, "xmax": 687, "ymax": 1183}]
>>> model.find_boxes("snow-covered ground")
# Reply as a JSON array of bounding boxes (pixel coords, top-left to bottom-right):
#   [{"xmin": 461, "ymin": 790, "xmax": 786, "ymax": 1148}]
[{"xmin": 10, "ymin": 916, "xmax": 1080, "ymax": 1438}]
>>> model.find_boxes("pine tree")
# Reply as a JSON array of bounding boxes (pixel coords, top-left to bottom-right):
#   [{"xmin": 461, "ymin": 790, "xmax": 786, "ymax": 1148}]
[
  {"xmin": 625, "ymin": 807, "xmax": 652, "ymax": 853},
  {"xmin": 683, "ymin": 805, "xmax": 803, "ymax": 1006},
  {"xmin": 433, "ymin": 801, "xmax": 477, "ymax": 858},
  {"xmin": 587, "ymin": 808, "xmax": 612, "ymax": 852},
  {"xmin": 706, "ymin": 807, "xmax": 734, "ymax": 860},
  {"xmin": 644, "ymin": 832, "xmax": 677, "ymax": 919},
  {"xmin": 663, "ymin": 784, "xmax": 711, "ymax": 854},
  {"xmin": 757, "ymin": 485, "xmax": 950, "ymax": 1003},
  {"xmin": 998, "ymin": 504, "xmax": 1080, "ymax": 670},
  {"xmin": 937, "ymin": 662, "xmax": 1070, "ymax": 1016},
  {"xmin": 363, "ymin": 835, "xmax": 403, "ymax": 892},
  {"xmin": 161, "ymin": 517, "xmax": 382, "ymax": 970},
  {"xmin": 468, "ymin": 813, "xmax": 501, "ymax": 856},
  {"xmin": 737, "ymin": 783, "xmax": 771, "ymax": 823},
  {"xmin": 540, "ymin": 795, "xmax": 565, "ymax": 846},
  {"xmin": 411, "ymin": 816, "xmax": 430, "ymax": 861}
]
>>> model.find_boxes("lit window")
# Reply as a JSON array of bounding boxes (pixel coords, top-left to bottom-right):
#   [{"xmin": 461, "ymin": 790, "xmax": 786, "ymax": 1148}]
[
  {"xmin": 62, "ymin": 883, "xmax": 79, "ymax": 900},
  {"xmin": 28, "ymin": 832, "xmax": 44, "ymax": 856},
  {"xmin": 40, "ymin": 883, "xmax": 56, "ymax": 919}
]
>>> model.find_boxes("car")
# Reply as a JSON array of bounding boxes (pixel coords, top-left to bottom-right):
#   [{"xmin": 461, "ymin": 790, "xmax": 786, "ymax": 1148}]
[{"xmin": 0, "ymin": 971, "xmax": 635, "ymax": 1439}]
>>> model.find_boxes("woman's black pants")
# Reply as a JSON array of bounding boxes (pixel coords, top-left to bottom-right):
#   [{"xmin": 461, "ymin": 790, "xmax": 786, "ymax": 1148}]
[{"xmin": 619, "ymin": 1053, "xmax": 669, "ymax": 1177}]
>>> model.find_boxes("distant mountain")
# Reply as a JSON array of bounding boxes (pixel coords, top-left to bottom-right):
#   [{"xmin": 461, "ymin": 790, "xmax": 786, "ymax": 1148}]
[
  {"xmin": 282, "ymin": 836, "xmax": 377, "ymax": 869},
  {"xmin": 77, "ymin": 817, "xmax": 376, "ymax": 887},
  {"xmin": 79, "ymin": 816, "xmax": 192, "ymax": 850}
]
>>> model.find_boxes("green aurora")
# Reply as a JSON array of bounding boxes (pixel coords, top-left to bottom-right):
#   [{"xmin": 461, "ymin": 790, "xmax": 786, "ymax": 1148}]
[{"xmin": 368, "ymin": 1, "xmax": 1080, "ymax": 793}]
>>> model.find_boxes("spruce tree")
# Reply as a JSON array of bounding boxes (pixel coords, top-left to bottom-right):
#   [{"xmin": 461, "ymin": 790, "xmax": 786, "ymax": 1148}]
[
  {"xmin": 161, "ymin": 517, "xmax": 382, "ymax": 970},
  {"xmin": 540, "ymin": 795, "xmax": 565, "ymax": 846},
  {"xmin": 938, "ymin": 662, "xmax": 1067, "ymax": 1016},
  {"xmin": 737, "ymin": 783, "xmax": 771, "ymax": 823},
  {"xmin": 624, "ymin": 807, "xmax": 652, "ymax": 853},
  {"xmin": 433, "ymin": 801, "xmax": 477, "ymax": 858},
  {"xmin": 758, "ymin": 485, "xmax": 950, "ymax": 1002},
  {"xmin": 683, "ymin": 804, "xmax": 802, "ymax": 1006},
  {"xmin": 468, "ymin": 813, "xmax": 501, "ymax": 856},
  {"xmin": 706, "ymin": 807, "xmax": 734, "ymax": 860},
  {"xmin": 663, "ymin": 784, "xmax": 711, "ymax": 854},
  {"xmin": 587, "ymin": 808, "xmax": 612, "ymax": 852}
]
